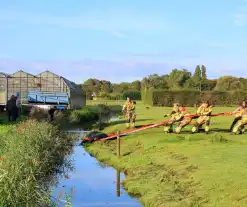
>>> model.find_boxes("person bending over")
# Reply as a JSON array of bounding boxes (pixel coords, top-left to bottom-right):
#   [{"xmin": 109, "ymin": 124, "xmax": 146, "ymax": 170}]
[
  {"xmin": 232, "ymin": 107, "xmax": 247, "ymax": 134},
  {"xmin": 175, "ymin": 105, "xmax": 193, "ymax": 134},
  {"xmin": 191, "ymin": 101, "xmax": 213, "ymax": 134},
  {"xmin": 229, "ymin": 101, "xmax": 246, "ymax": 132},
  {"xmin": 164, "ymin": 103, "xmax": 185, "ymax": 133}
]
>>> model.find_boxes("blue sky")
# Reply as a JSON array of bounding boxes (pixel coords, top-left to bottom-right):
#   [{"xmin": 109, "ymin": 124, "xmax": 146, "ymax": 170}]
[{"xmin": 0, "ymin": 0, "xmax": 247, "ymax": 83}]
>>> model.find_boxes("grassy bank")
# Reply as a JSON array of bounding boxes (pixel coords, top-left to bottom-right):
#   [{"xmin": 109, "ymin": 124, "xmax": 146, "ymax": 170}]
[
  {"xmin": 87, "ymin": 102, "xmax": 247, "ymax": 206},
  {"xmin": 0, "ymin": 103, "xmax": 122, "ymax": 206},
  {"xmin": 0, "ymin": 118, "xmax": 75, "ymax": 207}
]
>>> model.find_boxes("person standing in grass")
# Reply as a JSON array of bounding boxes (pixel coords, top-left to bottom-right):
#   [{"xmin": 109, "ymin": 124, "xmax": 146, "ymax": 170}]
[
  {"xmin": 191, "ymin": 101, "xmax": 213, "ymax": 134},
  {"xmin": 122, "ymin": 97, "xmax": 130, "ymax": 116},
  {"xmin": 122, "ymin": 99, "xmax": 136, "ymax": 128},
  {"xmin": 122, "ymin": 97, "xmax": 130, "ymax": 124},
  {"xmin": 229, "ymin": 101, "xmax": 246, "ymax": 132},
  {"xmin": 6, "ymin": 95, "xmax": 17, "ymax": 121},
  {"xmin": 129, "ymin": 101, "xmax": 136, "ymax": 128}
]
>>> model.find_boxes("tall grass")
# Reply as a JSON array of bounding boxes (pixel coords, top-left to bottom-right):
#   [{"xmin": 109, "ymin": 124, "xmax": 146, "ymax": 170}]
[{"xmin": 0, "ymin": 120, "xmax": 74, "ymax": 207}]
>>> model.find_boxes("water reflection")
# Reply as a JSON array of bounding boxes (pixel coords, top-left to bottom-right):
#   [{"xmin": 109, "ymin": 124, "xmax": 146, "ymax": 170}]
[
  {"xmin": 116, "ymin": 170, "xmax": 120, "ymax": 197},
  {"xmin": 50, "ymin": 144, "xmax": 141, "ymax": 207}
]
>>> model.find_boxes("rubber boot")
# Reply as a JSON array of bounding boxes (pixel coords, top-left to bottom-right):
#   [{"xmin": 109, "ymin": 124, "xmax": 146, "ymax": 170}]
[
  {"xmin": 232, "ymin": 125, "xmax": 239, "ymax": 135},
  {"xmin": 239, "ymin": 125, "xmax": 245, "ymax": 134},
  {"xmin": 175, "ymin": 126, "xmax": 182, "ymax": 134},
  {"xmin": 191, "ymin": 126, "xmax": 197, "ymax": 134},
  {"xmin": 131, "ymin": 122, "xmax": 135, "ymax": 128},
  {"xmin": 205, "ymin": 126, "xmax": 209, "ymax": 134},
  {"xmin": 164, "ymin": 126, "xmax": 172, "ymax": 133},
  {"xmin": 126, "ymin": 123, "xmax": 130, "ymax": 129}
]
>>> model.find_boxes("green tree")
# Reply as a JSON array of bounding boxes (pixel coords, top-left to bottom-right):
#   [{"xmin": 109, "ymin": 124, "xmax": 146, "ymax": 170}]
[
  {"xmin": 167, "ymin": 69, "xmax": 191, "ymax": 89},
  {"xmin": 184, "ymin": 78, "xmax": 196, "ymax": 89},
  {"xmin": 201, "ymin": 65, "xmax": 207, "ymax": 81},
  {"xmin": 100, "ymin": 80, "xmax": 112, "ymax": 93},
  {"xmin": 215, "ymin": 76, "xmax": 244, "ymax": 91},
  {"xmin": 129, "ymin": 80, "xmax": 141, "ymax": 91},
  {"xmin": 201, "ymin": 79, "xmax": 217, "ymax": 91},
  {"xmin": 192, "ymin": 65, "xmax": 201, "ymax": 83}
]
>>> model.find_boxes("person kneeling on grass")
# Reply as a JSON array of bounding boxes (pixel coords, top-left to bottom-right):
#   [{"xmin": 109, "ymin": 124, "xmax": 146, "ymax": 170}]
[
  {"xmin": 229, "ymin": 100, "xmax": 246, "ymax": 132},
  {"xmin": 163, "ymin": 103, "xmax": 187, "ymax": 133},
  {"xmin": 232, "ymin": 108, "xmax": 247, "ymax": 134},
  {"xmin": 191, "ymin": 101, "xmax": 213, "ymax": 134}
]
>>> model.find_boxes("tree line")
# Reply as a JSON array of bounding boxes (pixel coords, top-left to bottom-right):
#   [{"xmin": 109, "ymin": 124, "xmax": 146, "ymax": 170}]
[{"xmin": 79, "ymin": 65, "xmax": 247, "ymax": 99}]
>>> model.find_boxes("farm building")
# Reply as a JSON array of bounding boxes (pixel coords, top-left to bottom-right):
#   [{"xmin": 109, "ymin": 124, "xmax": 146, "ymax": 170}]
[{"xmin": 0, "ymin": 70, "xmax": 86, "ymax": 109}]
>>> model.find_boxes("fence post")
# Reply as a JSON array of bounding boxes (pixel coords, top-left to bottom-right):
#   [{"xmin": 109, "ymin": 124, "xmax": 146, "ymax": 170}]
[{"xmin": 117, "ymin": 131, "xmax": 120, "ymax": 158}]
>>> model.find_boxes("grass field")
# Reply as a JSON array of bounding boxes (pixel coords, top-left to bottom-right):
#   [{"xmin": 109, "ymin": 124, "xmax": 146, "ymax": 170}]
[{"xmin": 87, "ymin": 101, "xmax": 247, "ymax": 207}]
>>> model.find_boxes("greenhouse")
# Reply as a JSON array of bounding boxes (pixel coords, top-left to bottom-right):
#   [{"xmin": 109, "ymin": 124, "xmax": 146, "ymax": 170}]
[{"xmin": 0, "ymin": 70, "xmax": 86, "ymax": 109}]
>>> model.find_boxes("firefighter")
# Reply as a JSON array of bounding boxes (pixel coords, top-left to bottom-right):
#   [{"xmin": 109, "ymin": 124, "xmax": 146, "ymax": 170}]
[
  {"xmin": 163, "ymin": 103, "xmax": 185, "ymax": 133},
  {"xmin": 229, "ymin": 101, "xmax": 246, "ymax": 132},
  {"xmin": 191, "ymin": 101, "xmax": 213, "ymax": 134},
  {"xmin": 232, "ymin": 107, "xmax": 247, "ymax": 134},
  {"xmin": 122, "ymin": 100, "xmax": 136, "ymax": 128},
  {"xmin": 175, "ymin": 106, "xmax": 193, "ymax": 134},
  {"xmin": 122, "ymin": 97, "xmax": 131, "ymax": 118},
  {"xmin": 130, "ymin": 101, "xmax": 136, "ymax": 128}
]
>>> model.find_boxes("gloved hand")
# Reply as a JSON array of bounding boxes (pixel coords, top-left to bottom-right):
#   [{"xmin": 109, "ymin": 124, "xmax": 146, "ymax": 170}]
[{"xmin": 164, "ymin": 114, "xmax": 169, "ymax": 117}]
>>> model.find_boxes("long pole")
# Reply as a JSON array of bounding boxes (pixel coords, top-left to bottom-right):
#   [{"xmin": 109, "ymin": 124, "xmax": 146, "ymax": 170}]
[{"xmin": 117, "ymin": 131, "xmax": 120, "ymax": 158}]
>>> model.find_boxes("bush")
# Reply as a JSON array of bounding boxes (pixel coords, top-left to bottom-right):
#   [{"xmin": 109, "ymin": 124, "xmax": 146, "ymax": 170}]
[
  {"xmin": 122, "ymin": 91, "xmax": 141, "ymax": 100},
  {"xmin": 151, "ymin": 90, "xmax": 247, "ymax": 106},
  {"xmin": 69, "ymin": 104, "xmax": 122, "ymax": 125},
  {"xmin": 69, "ymin": 106, "xmax": 99, "ymax": 124},
  {"xmin": 0, "ymin": 120, "xmax": 74, "ymax": 207}
]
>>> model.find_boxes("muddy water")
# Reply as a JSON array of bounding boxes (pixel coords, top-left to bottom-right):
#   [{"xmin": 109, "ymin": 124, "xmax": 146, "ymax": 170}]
[{"xmin": 51, "ymin": 132, "xmax": 141, "ymax": 207}]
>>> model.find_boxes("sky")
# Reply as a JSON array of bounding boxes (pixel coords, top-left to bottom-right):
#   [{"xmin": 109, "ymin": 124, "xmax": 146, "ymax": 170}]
[{"xmin": 0, "ymin": 0, "xmax": 247, "ymax": 83}]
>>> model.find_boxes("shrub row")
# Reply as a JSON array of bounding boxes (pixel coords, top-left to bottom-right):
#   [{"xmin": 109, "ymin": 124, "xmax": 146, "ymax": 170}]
[
  {"xmin": 146, "ymin": 90, "xmax": 247, "ymax": 106},
  {"xmin": 0, "ymin": 120, "xmax": 74, "ymax": 207},
  {"xmin": 153, "ymin": 90, "xmax": 200, "ymax": 106}
]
